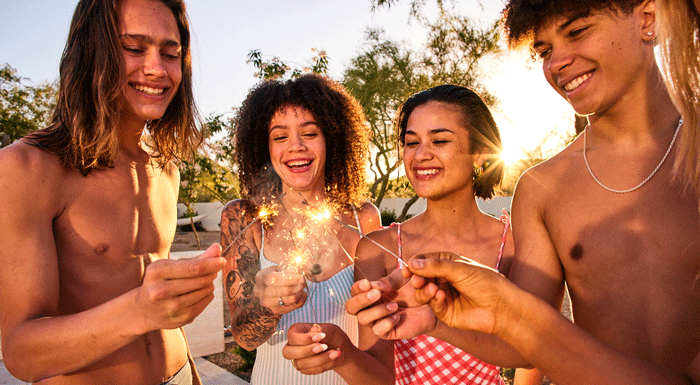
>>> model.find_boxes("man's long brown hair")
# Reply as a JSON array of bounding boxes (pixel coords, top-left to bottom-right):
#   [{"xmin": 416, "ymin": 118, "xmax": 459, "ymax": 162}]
[{"xmin": 26, "ymin": 0, "xmax": 202, "ymax": 174}]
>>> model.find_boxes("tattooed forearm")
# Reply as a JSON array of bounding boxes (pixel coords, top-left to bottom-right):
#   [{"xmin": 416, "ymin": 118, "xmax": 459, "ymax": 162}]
[{"xmin": 222, "ymin": 200, "xmax": 281, "ymax": 347}]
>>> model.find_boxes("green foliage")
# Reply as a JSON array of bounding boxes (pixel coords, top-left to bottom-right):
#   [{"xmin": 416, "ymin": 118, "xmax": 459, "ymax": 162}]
[
  {"xmin": 0, "ymin": 63, "xmax": 57, "ymax": 146},
  {"xmin": 177, "ymin": 113, "xmax": 240, "ymax": 205},
  {"xmin": 380, "ymin": 209, "xmax": 398, "ymax": 226},
  {"xmin": 233, "ymin": 345, "xmax": 256, "ymax": 372},
  {"xmin": 342, "ymin": 7, "xmax": 500, "ymax": 210},
  {"xmin": 247, "ymin": 48, "xmax": 329, "ymax": 80}
]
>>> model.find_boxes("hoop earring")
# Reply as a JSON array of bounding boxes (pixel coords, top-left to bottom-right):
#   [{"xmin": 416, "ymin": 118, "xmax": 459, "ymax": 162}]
[{"xmin": 473, "ymin": 163, "xmax": 483, "ymax": 178}]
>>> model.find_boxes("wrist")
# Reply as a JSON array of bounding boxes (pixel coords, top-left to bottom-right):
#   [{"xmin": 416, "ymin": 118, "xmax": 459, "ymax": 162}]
[{"xmin": 491, "ymin": 279, "xmax": 535, "ymax": 344}]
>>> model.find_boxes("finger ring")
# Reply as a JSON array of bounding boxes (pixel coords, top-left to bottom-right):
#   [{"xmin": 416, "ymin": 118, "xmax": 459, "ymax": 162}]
[
  {"xmin": 291, "ymin": 359, "xmax": 298, "ymax": 370},
  {"xmin": 278, "ymin": 297, "xmax": 285, "ymax": 306}
]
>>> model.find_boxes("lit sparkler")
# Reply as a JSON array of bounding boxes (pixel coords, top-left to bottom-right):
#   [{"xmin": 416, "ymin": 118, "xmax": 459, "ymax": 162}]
[{"xmin": 297, "ymin": 199, "xmax": 408, "ymax": 269}]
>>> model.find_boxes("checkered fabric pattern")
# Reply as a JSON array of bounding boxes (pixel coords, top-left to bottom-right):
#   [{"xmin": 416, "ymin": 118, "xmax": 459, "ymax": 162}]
[{"xmin": 394, "ymin": 335, "xmax": 505, "ymax": 385}]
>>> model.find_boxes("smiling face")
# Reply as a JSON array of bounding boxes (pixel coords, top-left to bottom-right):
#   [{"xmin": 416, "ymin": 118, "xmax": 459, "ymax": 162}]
[
  {"xmin": 403, "ymin": 101, "xmax": 476, "ymax": 200},
  {"xmin": 118, "ymin": 0, "xmax": 182, "ymax": 127},
  {"xmin": 268, "ymin": 106, "xmax": 327, "ymax": 195},
  {"xmin": 533, "ymin": 7, "xmax": 653, "ymax": 116}
]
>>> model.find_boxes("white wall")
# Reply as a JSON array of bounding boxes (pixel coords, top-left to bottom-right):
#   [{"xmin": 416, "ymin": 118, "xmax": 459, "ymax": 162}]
[
  {"xmin": 378, "ymin": 196, "xmax": 512, "ymax": 219},
  {"xmin": 178, "ymin": 202, "xmax": 224, "ymax": 232}
]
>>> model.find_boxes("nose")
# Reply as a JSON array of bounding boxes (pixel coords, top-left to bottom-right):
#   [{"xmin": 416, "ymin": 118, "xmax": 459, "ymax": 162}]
[
  {"xmin": 414, "ymin": 142, "xmax": 433, "ymax": 160},
  {"xmin": 546, "ymin": 45, "xmax": 573, "ymax": 76},
  {"xmin": 143, "ymin": 49, "xmax": 167, "ymax": 78},
  {"xmin": 289, "ymin": 133, "xmax": 307, "ymax": 151}
]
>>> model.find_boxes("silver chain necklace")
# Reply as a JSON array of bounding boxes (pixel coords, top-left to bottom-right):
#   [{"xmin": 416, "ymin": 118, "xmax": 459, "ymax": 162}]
[{"xmin": 583, "ymin": 118, "xmax": 683, "ymax": 194}]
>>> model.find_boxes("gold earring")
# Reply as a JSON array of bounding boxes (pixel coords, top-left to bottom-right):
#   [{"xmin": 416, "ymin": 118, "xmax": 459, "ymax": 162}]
[{"xmin": 473, "ymin": 163, "xmax": 483, "ymax": 178}]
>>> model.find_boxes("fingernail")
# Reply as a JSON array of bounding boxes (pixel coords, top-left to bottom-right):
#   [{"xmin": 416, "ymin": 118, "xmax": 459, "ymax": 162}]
[
  {"xmin": 411, "ymin": 259, "xmax": 424, "ymax": 269},
  {"xmin": 367, "ymin": 290, "xmax": 380, "ymax": 301},
  {"xmin": 386, "ymin": 302, "xmax": 398, "ymax": 311},
  {"xmin": 329, "ymin": 349, "xmax": 341, "ymax": 360},
  {"xmin": 312, "ymin": 332, "xmax": 326, "ymax": 342},
  {"xmin": 312, "ymin": 344, "xmax": 328, "ymax": 354}
]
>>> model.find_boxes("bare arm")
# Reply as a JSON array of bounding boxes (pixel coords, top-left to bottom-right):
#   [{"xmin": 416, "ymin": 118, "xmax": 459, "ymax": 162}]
[
  {"xmin": 221, "ymin": 200, "xmax": 280, "ymax": 350},
  {"xmin": 0, "ymin": 145, "xmax": 223, "ymax": 382},
  {"xmin": 221, "ymin": 200, "xmax": 307, "ymax": 351}
]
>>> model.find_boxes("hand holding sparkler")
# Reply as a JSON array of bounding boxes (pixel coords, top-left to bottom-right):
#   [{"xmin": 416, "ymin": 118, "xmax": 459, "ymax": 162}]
[
  {"xmin": 345, "ymin": 269, "xmax": 438, "ymax": 341},
  {"xmin": 404, "ymin": 252, "xmax": 506, "ymax": 335},
  {"xmin": 254, "ymin": 264, "xmax": 308, "ymax": 315}
]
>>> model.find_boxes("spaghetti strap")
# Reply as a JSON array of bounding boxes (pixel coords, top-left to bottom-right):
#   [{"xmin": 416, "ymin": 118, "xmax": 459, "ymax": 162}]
[
  {"xmin": 388, "ymin": 222, "xmax": 403, "ymax": 267},
  {"xmin": 351, "ymin": 205, "xmax": 363, "ymax": 234},
  {"xmin": 496, "ymin": 208, "xmax": 510, "ymax": 272}
]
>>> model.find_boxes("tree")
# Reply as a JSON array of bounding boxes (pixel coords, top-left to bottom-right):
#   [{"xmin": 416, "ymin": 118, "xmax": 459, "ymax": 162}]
[
  {"xmin": 0, "ymin": 63, "xmax": 57, "ymax": 146},
  {"xmin": 246, "ymin": 48, "xmax": 329, "ymax": 80},
  {"xmin": 342, "ymin": 8, "xmax": 500, "ymax": 217}
]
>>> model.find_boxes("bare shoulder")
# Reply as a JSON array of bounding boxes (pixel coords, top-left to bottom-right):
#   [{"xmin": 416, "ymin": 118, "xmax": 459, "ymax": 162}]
[
  {"xmin": 0, "ymin": 140, "xmax": 66, "ymax": 211},
  {"xmin": 160, "ymin": 159, "xmax": 180, "ymax": 184},
  {"xmin": 220, "ymin": 199, "xmax": 258, "ymax": 241},
  {"xmin": 221, "ymin": 199, "xmax": 256, "ymax": 221},
  {"xmin": 0, "ymin": 139, "xmax": 65, "ymax": 178},
  {"xmin": 357, "ymin": 201, "xmax": 381, "ymax": 233},
  {"xmin": 514, "ymin": 135, "xmax": 582, "ymax": 206}
]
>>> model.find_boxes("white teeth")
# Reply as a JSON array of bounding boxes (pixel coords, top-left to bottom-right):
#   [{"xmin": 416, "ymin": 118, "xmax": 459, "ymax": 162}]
[
  {"xmin": 564, "ymin": 73, "xmax": 591, "ymax": 92},
  {"xmin": 133, "ymin": 84, "xmax": 165, "ymax": 95},
  {"xmin": 287, "ymin": 160, "xmax": 311, "ymax": 167},
  {"xmin": 415, "ymin": 169, "xmax": 439, "ymax": 176}
]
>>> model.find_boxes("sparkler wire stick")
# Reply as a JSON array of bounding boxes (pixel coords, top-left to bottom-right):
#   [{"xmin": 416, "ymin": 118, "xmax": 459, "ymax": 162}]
[{"xmin": 331, "ymin": 217, "xmax": 408, "ymax": 268}]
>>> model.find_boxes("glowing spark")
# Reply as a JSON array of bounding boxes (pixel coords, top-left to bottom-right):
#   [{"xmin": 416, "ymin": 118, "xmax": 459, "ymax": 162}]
[{"xmin": 222, "ymin": 202, "xmax": 281, "ymax": 256}]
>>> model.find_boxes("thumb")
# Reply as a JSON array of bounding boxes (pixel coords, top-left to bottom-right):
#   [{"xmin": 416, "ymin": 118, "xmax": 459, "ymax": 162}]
[
  {"xmin": 407, "ymin": 257, "xmax": 464, "ymax": 283},
  {"xmin": 197, "ymin": 243, "xmax": 222, "ymax": 259}
]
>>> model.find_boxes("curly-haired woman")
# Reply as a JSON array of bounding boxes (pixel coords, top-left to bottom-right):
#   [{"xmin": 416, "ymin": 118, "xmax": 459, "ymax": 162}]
[{"xmin": 220, "ymin": 74, "xmax": 381, "ymax": 385}]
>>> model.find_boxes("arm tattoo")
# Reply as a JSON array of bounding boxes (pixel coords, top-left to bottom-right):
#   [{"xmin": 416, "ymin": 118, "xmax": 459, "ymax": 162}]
[{"xmin": 222, "ymin": 201, "xmax": 280, "ymax": 346}]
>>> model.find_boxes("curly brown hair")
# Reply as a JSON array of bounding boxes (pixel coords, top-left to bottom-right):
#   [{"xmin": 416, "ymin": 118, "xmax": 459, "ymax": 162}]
[
  {"xmin": 501, "ymin": 0, "xmax": 644, "ymax": 50},
  {"xmin": 234, "ymin": 74, "xmax": 371, "ymax": 208},
  {"xmin": 396, "ymin": 84, "xmax": 503, "ymax": 200},
  {"xmin": 25, "ymin": 0, "xmax": 201, "ymax": 174}
]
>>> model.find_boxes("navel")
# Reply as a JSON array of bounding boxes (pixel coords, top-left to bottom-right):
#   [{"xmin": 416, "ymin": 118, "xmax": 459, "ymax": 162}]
[{"xmin": 570, "ymin": 243, "xmax": 584, "ymax": 260}]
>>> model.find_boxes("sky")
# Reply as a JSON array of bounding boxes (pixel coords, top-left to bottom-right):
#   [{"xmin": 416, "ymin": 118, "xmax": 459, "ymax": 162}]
[{"xmin": 0, "ymin": 0, "xmax": 575, "ymax": 163}]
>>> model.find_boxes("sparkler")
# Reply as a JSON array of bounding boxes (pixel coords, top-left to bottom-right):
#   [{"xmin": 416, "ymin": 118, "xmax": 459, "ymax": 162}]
[
  {"xmin": 297, "ymin": 198, "xmax": 408, "ymax": 269},
  {"xmin": 221, "ymin": 201, "xmax": 280, "ymax": 256}
]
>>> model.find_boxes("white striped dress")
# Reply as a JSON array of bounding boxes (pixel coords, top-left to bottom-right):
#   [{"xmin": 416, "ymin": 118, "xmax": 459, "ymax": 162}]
[{"xmin": 249, "ymin": 218, "xmax": 360, "ymax": 385}]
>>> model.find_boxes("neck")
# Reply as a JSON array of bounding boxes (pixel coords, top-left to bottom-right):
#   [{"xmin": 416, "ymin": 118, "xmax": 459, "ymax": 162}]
[
  {"xmin": 280, "ymin": 186, "xmax": 328, "ymax": 209},
  {"xmin": 420, "ymin": 190, "xmax": 486, "ymax": 234},
  {"xmin": 116, "ymin": 116, "xmax": 150, "ymax": 164},
  {"xmin": 588, "ymin": 65, "xmax": 680, "ymax": 141}
]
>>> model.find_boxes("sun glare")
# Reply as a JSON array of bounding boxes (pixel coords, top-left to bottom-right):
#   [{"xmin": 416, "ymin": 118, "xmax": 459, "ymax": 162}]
[{"xmin": 500, "ymin": 141, "xmax": 525, "ymax": 167}]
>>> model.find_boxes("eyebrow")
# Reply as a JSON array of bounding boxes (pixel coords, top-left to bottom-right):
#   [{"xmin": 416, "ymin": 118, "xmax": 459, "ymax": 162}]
[
  {"xmin": 268, "ymin": 121, "xmax": 319, "ymax": 132},
  {"xmin": 119, "ymin": 33, "xmax": 180, "ymax": 48},
  {"xmin": 533, "ymin": 11, "xmax": 590, "ymax": 49},
  {"xmin": 405, "ymin": 128, "xmax": 454, "ymax": 136}
]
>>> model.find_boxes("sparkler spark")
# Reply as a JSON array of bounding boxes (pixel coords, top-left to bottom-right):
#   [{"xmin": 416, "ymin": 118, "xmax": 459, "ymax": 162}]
[{"xmin": 297, "ymin": 198, "xmax": 408, "ymax": 268}]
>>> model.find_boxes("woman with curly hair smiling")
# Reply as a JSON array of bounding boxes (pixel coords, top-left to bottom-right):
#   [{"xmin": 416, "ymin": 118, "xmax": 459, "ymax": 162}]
[{"xmin": 220, "ymin": 74, "xmax": 381, "ymax": 385}]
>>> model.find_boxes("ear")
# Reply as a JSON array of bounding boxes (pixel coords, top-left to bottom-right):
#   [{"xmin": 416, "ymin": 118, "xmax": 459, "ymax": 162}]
[
  {"xmin": 474, "ymin": 152, "xmax": 491, "ymax": 168},
  {"xmin": 638, "ymin": 0, "xmax": 656, "ymax": 41}
]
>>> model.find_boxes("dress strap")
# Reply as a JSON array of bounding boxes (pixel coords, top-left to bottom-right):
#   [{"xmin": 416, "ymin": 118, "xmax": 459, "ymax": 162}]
[
  {"xmin": 351, "ymin": 205, "xmax": 363, "ymax": 234},
  {"xmin": 387, "ymin": 222, "xmax": 403, "ymax": 268},
  {"xmin": 496, "ymin": 208, "xmax": 510, "ymax": 272}
]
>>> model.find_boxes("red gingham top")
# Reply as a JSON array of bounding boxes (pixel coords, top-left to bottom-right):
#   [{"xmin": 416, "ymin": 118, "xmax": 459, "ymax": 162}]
[{"xmin": 392, "ymin": 210, "xmax": 510, "ymax": 385}]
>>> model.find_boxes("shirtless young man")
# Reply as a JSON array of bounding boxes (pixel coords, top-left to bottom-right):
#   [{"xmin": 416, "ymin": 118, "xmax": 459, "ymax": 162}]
[
  {"xmin": 350, "ymin": 0, "xmax": 700, "ymax": 384},
  {"xmin": 0, "ymin": 0, "xmax": 224, "ymax": 383}
]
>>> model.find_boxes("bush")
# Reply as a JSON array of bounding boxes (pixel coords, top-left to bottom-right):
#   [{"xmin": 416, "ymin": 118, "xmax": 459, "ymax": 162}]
[
  {"xmin": 234, "ymin": 345, "xmax": 256, "ymax": 372},
  {"xmin": 380, "ymin": 209, "xmax": 397, "ymax": 227}
]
